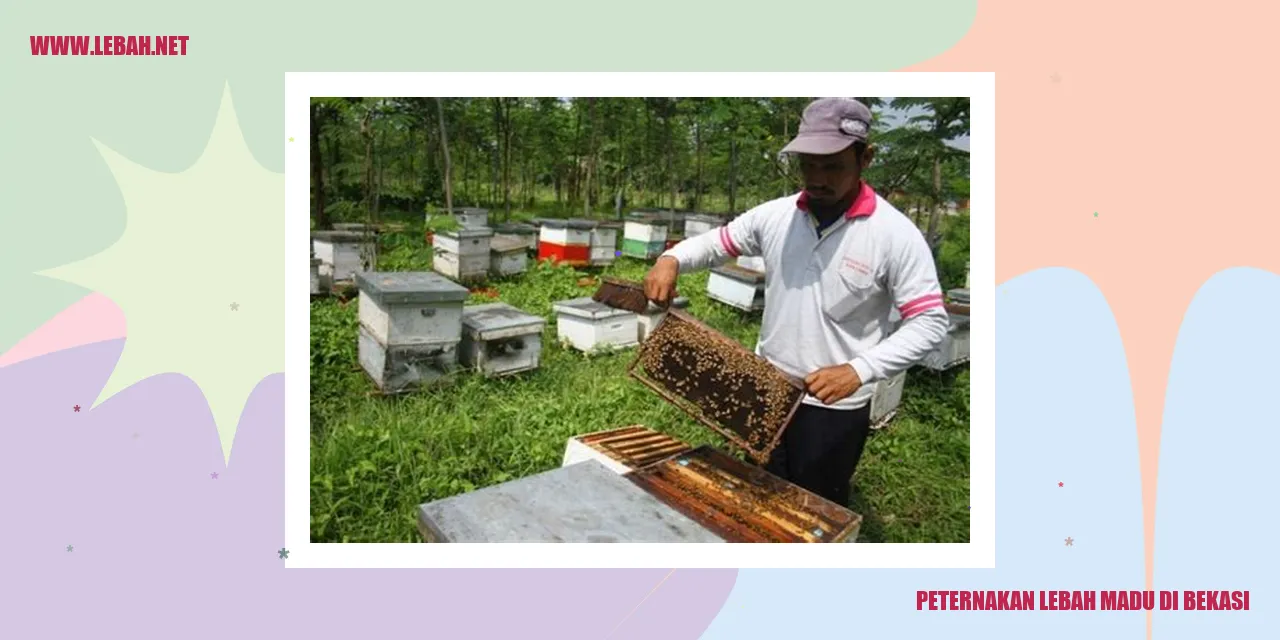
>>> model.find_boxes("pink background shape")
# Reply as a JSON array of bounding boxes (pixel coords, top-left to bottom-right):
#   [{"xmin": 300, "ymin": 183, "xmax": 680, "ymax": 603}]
[{"xmin": 0, "ymin": 293, "xmax": 126, "ymax": 368}]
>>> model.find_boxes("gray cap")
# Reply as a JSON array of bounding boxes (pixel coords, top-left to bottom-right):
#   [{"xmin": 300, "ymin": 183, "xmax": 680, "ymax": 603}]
[{"xmin": 780, "ymin": 97, "xmax": 872, "ymax": 156}]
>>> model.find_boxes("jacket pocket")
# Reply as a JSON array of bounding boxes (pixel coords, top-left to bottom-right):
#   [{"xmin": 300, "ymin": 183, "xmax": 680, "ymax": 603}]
[{"xmin": 821, "ymin": 263, "xmax": 878, "ymax": 321}]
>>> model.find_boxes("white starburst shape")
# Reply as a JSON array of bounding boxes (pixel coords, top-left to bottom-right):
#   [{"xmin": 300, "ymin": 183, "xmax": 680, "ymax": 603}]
[{"xmin": 39, "ymin": 82, "xmax": 283, "ymax": 462}]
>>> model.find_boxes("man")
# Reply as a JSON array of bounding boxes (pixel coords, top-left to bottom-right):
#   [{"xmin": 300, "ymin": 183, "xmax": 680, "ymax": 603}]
[{"xmin": 643, "ymin": 97, "xmax": 949, "ymax": 506}]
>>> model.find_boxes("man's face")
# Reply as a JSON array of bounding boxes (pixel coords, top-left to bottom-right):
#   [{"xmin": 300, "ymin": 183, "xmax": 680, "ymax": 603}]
[{"xmin": 798, "ymin": 145, "xmax": 868, "ymax": 208}]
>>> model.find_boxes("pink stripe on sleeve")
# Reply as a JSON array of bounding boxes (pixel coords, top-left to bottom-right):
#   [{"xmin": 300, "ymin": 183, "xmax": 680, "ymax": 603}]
[
  {"xmin": 899, "ymin": 293, "xmax": 943, "ymax": 318},
  {"xmin": 719, "ymin": 226, "xmax": 741, "ymax": 257}
]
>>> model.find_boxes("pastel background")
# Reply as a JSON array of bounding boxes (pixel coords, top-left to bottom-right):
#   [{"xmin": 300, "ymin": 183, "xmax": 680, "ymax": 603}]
[{"xmin": 1, "ymin": 2, "xmax": 1273, "ymax": 639}]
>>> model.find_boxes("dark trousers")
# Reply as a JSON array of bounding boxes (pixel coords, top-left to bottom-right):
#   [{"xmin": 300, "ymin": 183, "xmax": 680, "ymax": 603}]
[{"xmin": 764, "ymin": 403, "xmax": 872, "ymax": 507}]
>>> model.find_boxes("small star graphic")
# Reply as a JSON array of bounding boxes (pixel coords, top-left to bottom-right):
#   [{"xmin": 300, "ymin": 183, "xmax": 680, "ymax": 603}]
[
  {"xmin": 1051, "ymin": 73, "xmax": 1062, "ymax": 83},
  {"xmin": 210, "ymin": 472, "xmax": 219, "ymax": 480},
  {"xmin": 288, "ymin": 137, "xmax": 294, "ymax": 142},
  {"xmin": 1094, "ymin": 212, "xmax": 1099, "ymax": 217},
  {"xmin": 278, "ymin": 548, "xmax": 289, "ymax": 559},
  {"xmin": 229, "ymin": 302, "xmax": 239, "ymax": 311},
  {"xmin": 132, "ymin": 432, "xmax": 140, "ymax": 439},
  {"xmin": 66, "ymin": 544, "xmax": 73, "ymax": 552},
  {"xmin": 73, "ymin": 405, "xmax": 80, "ymax": 412},
  {"xmin": 1065, "ymin": 537, "xmax": 1074, "ymax": 547},
  {"xmin": 1058, "ymin": 481, "xmax": 1064, "ymax": 487}
]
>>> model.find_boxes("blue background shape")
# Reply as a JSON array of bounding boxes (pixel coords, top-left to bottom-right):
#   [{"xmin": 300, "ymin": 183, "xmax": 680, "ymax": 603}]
[
  {"xmin": 702, "ymin": 268, "xmax": 1149, "ymax": 638},
  {"xmin": 1152, "ymin": 267, "xmax": 1278, "ymax": 637}
]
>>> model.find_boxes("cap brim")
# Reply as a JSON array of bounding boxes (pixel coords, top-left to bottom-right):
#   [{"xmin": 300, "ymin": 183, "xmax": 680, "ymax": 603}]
[{"xmin": 780, "ymin": 133, "xmax": 857, "ymax": 156}]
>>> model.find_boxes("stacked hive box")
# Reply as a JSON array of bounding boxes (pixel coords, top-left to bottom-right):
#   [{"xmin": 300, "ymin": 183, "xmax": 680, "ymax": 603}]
[
  {"xmin": 310, "ymin": 258, "xmax": 322, "ymax": 296},
  {"xmin": 707, "ymin": 263, "xmax": 766, "ymax": 312},
  {"xmin": 537, "ymin": 219, "xmax": 595, "ymax": 267},
  {"xmin": 635, "ymin": 296, "xmax": 689, "ymax": 343},
  {"xmin": 312, "ymin": 230, "xmax": 377, "ymax": 286},
  {"xmin": 493, "ymin": 222, "xmax": 538, "ymax": 253},
  {"xmin": 917, "ymin": 299, "xmax": 971, "ymax": 371},
  {"xmin": 433, "ymin": 227, "xmax": 494, "ymax": 282},
  {"xmin": 622, "ymin": 214, "xmax": 669, "ymax": 259},
  {"xmin": 355, "ymin": 272, "xmax": 470, "ymax": 393},
  {"xmin": 552, "ymin": 297, "xmax": 639, "ymax": 352},
  {"xmin": 869, "ymin": 371, "xmax": 907, "ymax": 430},
  {"xmin": 589, "ymin": 221, "xmax": 621, "ymax": 266},
  {"xmin": 454, "ymin": 207, "xmax": 489, "ymax": 229},
  {"xmin": 488, "ymin": 236, "xmax": 529, "ymax": 277},
  {"xmin": 737, "ymin": 255, "xmax": 766, "ymax": 272},
  {"xmin": 459, "ymin": 302, "xmax": 545, "ymax": 377},
  {"xmin": 683, "ymin": 213, "xmax": 724, "ymax": 238}
]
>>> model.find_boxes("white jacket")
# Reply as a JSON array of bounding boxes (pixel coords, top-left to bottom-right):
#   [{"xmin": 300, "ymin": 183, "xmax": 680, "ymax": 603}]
[{"xmin": 662, "ymin": 182, "xmax": 950, "ymax": 410}]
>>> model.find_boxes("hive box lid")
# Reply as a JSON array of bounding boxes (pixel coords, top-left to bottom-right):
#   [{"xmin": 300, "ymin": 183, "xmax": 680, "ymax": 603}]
[
  {"xmin": 462, "ymin": 302, "xmax": 545, "ymax": 334},
  {"xmin": 639, "ymin": 296, "xmax": 690, "ymax": 316},
  {"xmin": 684, "ymin": 213, "xmax": 724, "ymax": 224},
  {"xmin": 595, "ymin": 220, "xmax": 623, "ymax": 229},
  {"xmin": 540, "ymin": 218, "xmax": 596, "ymax": 230},
  {"xmin": 416, "ymin": 459, "xmax": 723, "ymax": 543},
  {"xmin": 440, "ymin": 227, "xmax": 494, "ymax": 239},
  {"xmin": 489, "ymin": 236, "xmax": 527, "ymax": 253},
  {"xmin": 311, "ymin": 230, "xmax": 369, "ymax": 243},
  {"xmin": 553, "ymin": 296, "xmax": 636, "ymax": 320},
  {"xmin": 711, "ymin": 264, "xmax": 765, "ymax": 284},
  {"xmin": 494, "ymin": 222, "xmax": 537, "ymax": 234},
  {"xmin": 947, "ymin": 288, "xmax": 970, "ymax": 304},
  {"xmin": 355, "ymin": 271, "xmax": 470, "ymax": 306}
]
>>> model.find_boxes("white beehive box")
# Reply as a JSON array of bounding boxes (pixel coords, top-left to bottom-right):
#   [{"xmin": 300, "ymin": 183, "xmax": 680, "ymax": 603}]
[
  {"xmin": 539, "ymin": 218, "xmax": 595, "ymax": 246},
  {"xmin": 624, "ymin": 219, "xmax": 668, "ymax": 244},
  {"xmin": 434, "ymin": 251, "xmax": 489, "ymax": 282},
  {"xmin": 921, "ymin": 310, "xmax": 971, "ymax": 371},
  {"xmin": 310, "ymin": 258, "xmax": 322, "ymax": 295},
  {"xmin": 590, "ymin": 222, "xmax": 621, "ymax": 266},
  {"xmin": 869, "ymin": 370, "xmax": 907, "ymax": 430},
  {"xmin": 355, "ymin": 272, "xmax": 470, "ymax": 393},
  {"xmin": 683, "ymin": 213, "xmax": 724, "ymax": 238},
  {"xmin": 459, "ymin": 302, "xmax": 546, "ymax": 377},
  {"xmin": 312, "ymin": 230, "xmax": 377, "ymax": 284},
  {"xmin": 494, "ymin": 222, "xmax": 539, "ymax": 252},
  {"xmin": 332, "ymin": 222, "xmax": 381, "ymax": 234},
  {"xmin": 433, "ymin": 227, "xmax": 494, "ymax": 258},
  {"xmin": 736, "ymin": 255, "xmax": 767, "ymax": 272},
  {"xmin": 454, "ymin": 207, "xmax": 489, "ymax": 229},
  {"xmin": 636, "ymin": 296, "xmax": 689, "ymax": 343},
  {"xmin": 489, "ymin": 236, "xmax": 529, "ymax": 277},
  {"xmin": 707, "ymin": 264, "xmax": 765, "ymax": 312},
  {"xmin": 553, "ymin": 297, "xmax": 639, "ymax": 353}
]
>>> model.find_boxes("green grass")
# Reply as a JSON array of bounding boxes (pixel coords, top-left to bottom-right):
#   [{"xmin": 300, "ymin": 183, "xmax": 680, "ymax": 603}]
[{"xmin": 310, "ymin": 224, "xmax": 970, "ymax": 544}]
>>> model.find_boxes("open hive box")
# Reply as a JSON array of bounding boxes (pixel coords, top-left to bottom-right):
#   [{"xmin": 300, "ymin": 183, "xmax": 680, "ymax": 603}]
[
  {"xmin": 627, "ymin": 308, "xmax": 805, "ymax": 464},
  {"xmin": 563, "ymin": 425, "xmax": 693, "ymax": 474},
  {"xmin": 626, "ymin": 445, "xmax": 861, "ymax": 542}
]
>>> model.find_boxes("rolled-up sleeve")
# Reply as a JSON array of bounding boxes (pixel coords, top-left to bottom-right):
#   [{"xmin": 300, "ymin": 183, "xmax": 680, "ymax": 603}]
[{"xmin": 661, "ymin": 206, "xmax": 764, "ymax": 273}]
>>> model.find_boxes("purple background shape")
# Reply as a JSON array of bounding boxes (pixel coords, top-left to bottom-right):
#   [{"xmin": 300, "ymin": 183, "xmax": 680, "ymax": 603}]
[{"xmin": 0, "ymin": 339, "xmax": 738, "ymax": 639}]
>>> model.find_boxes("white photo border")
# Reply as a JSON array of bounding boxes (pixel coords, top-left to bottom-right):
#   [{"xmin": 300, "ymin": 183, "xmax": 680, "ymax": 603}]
[{"xmin": 284, "ymin": 71, "xmax": 995, "ymax": 569}]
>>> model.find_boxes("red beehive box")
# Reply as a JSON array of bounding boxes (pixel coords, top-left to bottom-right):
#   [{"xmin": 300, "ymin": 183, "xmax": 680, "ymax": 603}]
[{"xmin": 537, "ymin": 218, "xmax": 595, "ymax": 267}]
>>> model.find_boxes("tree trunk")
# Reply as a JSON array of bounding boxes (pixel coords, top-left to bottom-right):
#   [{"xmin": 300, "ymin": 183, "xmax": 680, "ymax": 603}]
[
  {"xmin": 926, "ymin": 155, "xmax": 943, "ymax": 253},
  {"xmin": 666, "ymin": 101, "xmax": 676, "ymax": 212},
  {"xmin": 436, "ymin": 97, "xmax": 454, "ymax": 218},
  {"xmin": 583, "ymin": 97, "xmax": 598, "ymax": 218},
  {"xmin": 310, "ymin": 103, "xmax": 329, "ymax": 230},
  {"xmin": 729, "ymin": 134, "xmax": 738, "ymax": 214},
  {"xmin": 361, "ymin": 109, "xmax": 374, "ymax": 224},
  {"xmin": 694, "ymin": 111, "xmax": 703, "ymax": 212}
]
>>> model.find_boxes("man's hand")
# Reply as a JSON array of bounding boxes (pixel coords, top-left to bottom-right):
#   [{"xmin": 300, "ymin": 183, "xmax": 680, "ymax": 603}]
[
  {"xmin": 643, "ymin": 256, "xmax": 680, "ymax": 308},
  {"xmin": 804, "ymin": 364, "xmax": 863, "ymax": 405}
]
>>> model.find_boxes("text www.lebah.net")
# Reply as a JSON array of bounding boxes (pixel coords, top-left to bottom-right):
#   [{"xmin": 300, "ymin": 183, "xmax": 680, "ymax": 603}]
[{"xmin": 30, "ymin": 36, "xmax": 190, "ymax": 56}]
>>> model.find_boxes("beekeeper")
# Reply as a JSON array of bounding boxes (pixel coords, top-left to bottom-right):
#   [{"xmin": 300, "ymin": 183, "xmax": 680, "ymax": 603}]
[{"xmin": 643, "ymin": 97, "xmax": 950, "ymax": 506}]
